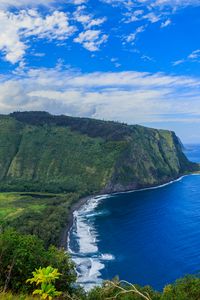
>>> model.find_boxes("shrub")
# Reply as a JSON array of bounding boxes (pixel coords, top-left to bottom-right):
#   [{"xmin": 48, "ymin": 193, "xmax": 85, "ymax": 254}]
[{"xmin": 0, "ymin": 229, "xmax": 76, "ymax": 294}]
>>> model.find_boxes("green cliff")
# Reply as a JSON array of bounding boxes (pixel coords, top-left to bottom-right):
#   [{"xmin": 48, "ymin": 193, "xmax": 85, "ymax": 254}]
[
  {"xmin": 0, "ymin": 112, "xmax": 199, "ymax": 297},
  {"xmin": 0, "ymin": 111, "xmax": 197, "ymax": 195}
]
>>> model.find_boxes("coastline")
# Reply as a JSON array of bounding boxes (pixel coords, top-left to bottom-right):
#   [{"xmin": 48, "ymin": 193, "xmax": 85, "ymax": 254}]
[
  {"xmin": 61, "ymin": 172, "xmax": 200, "ymax": 249},
  {"xmin": 63, "ymin": 171, "xmax": 200, "ymax": 291},
  {"xmin": 60, "ymin": 194, "xmax": 98, "ymax": 248}
]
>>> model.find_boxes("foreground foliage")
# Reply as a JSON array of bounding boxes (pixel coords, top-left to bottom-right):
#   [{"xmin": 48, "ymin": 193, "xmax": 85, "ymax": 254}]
[
  {"xmin": 27, "ymin": 266, "xmax": 62, "ymax": 300},
  {"xmin": 0, "ymin": 229, "xmax": 199, "ymax": 299},
  {"xmin": 0, "ymin": 275, "xmax": 200, "ymax": 299},
  {"xmin": 0, "ymin": 293, "xmax": 37, "ymax": 299},
  {"xmin": 86, "ymin": 276, "xmax": 200, "ymax": 300},
  {"xmin": 0, "ymin": 229, "xmax": 76, "ymax": 294}
]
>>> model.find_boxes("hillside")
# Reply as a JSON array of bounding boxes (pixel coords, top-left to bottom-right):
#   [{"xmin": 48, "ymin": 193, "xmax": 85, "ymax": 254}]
[
  {"xmin": 0, "ymin": 111, "xmax": 198, "ymax": 195},
  {"xmin": 0, "ymin": 111, "xmax": 198, "ymax": 247}
]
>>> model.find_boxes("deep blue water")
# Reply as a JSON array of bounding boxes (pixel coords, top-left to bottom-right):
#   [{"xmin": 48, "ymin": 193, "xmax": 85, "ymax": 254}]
[{"xmin": 68, "ymin": 144, "xmax": 200, "ymax": 291}]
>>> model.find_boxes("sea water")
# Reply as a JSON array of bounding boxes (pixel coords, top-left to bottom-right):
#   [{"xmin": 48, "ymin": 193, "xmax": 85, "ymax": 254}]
[{"xmin": 68, "ymin": 144, "xmax": 200, "ymax": 291}]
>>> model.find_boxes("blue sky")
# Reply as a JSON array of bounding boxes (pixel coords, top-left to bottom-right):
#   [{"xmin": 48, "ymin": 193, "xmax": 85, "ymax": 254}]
[{"xmin": 1, "ymin": 0, "xmax": 200, "ymax": 142}]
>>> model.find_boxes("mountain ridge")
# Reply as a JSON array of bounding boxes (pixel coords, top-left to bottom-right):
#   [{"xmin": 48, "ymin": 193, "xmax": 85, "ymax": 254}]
[{"xmin": 0, "ymin": 111, "xmax": 197, "ymax": 195}]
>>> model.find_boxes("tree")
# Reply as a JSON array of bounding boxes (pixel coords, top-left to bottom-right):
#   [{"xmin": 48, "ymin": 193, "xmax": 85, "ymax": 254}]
[
  {"xmin": 0, "ymin": 229, "xmax": 76, "ymax": 293},
  {"xmin": 161, "ymin": 276, "xmax": 200, "ymax": 300},
  {"xmin": 0, "ymin": 228, "xmax": 46, "ymax": 292}
]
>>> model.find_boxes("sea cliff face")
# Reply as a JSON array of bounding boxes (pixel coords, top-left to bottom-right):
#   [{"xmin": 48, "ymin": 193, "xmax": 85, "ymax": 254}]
[
  {"xmin": 103, "ymin": 127, "xmax": 197, "ymax": 193},
  {"xmin": 0, "ymin": 111, "xmax": 197, "ymax": 194}
]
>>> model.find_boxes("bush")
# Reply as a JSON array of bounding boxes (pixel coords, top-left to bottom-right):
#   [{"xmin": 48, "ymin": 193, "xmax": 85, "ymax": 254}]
[
  {"xmin": 0, "ymin": 229, "xmax": 76, "ymax": 294},
  {"xmin": 161, "ymin": 276, "xmax": 200, "ymax": 300}
]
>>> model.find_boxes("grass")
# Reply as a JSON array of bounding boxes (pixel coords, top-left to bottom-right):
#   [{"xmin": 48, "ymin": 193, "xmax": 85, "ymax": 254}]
[
  {"xmin": 0, "ymin": 192, "xmax": 79, "ymax": 247},
  {"xmin": 0, "ymin": 292, "xmax": 37, "ymax": 300},
  {"xmin": 0, "ymin": 193, "xmax": 49, "ymax": 222}
]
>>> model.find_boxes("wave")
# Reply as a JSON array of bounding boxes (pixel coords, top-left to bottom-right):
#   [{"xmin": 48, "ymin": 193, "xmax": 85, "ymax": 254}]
[
  {"xmin": 67, "ymin": 174, "xmax": 200, "ymax": 291},
  {"xmin": 67, "ymin": 194, "xmax": 114, "ymax": 291},
  {"xmin": 85, "ymin": 210, "xmax": 110, "ymax": 218}
]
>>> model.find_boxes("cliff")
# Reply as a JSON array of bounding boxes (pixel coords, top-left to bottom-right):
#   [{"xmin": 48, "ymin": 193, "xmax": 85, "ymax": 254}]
[{"xmin": 0, "ymin": 111, "xmax": 197, "ymax": 195}]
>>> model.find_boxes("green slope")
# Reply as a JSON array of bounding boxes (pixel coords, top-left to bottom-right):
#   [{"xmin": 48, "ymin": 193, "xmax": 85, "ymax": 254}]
[
  {"xmin": 0, "ymin": 111, "xmax": 197, "ymax": 194},
  {"xmin": 0, "ymin": 192, "xmax": 78, "ymax": 247},
  {"xmin": 0, "ymin": 111, "xmax": 198, "ymax": 247}
]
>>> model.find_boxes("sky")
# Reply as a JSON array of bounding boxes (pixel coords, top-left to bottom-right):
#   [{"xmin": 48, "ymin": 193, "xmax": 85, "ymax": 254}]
[{"xmin": 1, "ymin": 0, "xmax": 200, "ymax": 142}]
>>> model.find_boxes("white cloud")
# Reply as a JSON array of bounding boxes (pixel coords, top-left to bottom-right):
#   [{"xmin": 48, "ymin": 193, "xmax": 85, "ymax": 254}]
[
  {"xmin": 160, "ymin": 19, "xmax": 171, "ymax": 28},
  {"xmin": 74, "ymin": 30, "xmax": 108, "ymax": 51},
  {"xmin": 124, "ymin": 11, "xmax": 162, "ymax": 24},
  {"xmin": 0, "ymin": 0, "xmax": 197, "ymax": 65},
  {"xmin": 188, "ymin": 49, "xmax": 200, "ymax": 60},
  {"xmin": 125, "ymin": 26, "xmax": 145, "ymax": 44},
  {"xmin": 173, "ymin": 49, "xmax": 200, "ymax": 66},
  {"xmin": 1, "ymin": 68, "xmax": 200, "ymax": 129},
  {"xmin": 0, "ymin": 0, "xmax": 51, "ymax": 8},
  {"xmin": 103, "ymin": 0, "xmax": 200, "ymax": 9},
  {"xmin": 172, "ymin": 59, "xmax": 185, "ymax": 66},
  {"xmin": 125, "ymin": 10, "xmax": 144, "ymax": 22},
  {"xmin": 141, "ymin": 55, "xmax": 154, "ymax": 61},
  {"xmin": 73, "ymin": 6, "xmax": 106, "ymax": 29},
  {"xmin": 0, "ymin": 9, "xmax": 75, "ymax": 63},
  {"xmin": 104, "ymin": 0, "xmax": 200, "ymax": 31},
  {"xmin": 0, "ymin": 0, "xmax": 86, "ymax": 9},
  {"xmin": 143, "ymin": 12, "xmax": 161, "ymax": 23},
  {"xmin": 0, "ymin": 1, "xmax": 107, "ymax": 63},
  {"xmin": 71, "ymin": 0, "xmax": 87, "ymax": 4},
  {"xmin": 2, "ymin": 67, "xmax": 200, "ymax": 142},
  {"xmin": 152, "ymin": 0, "xmax": 200, "ymax": 8}
]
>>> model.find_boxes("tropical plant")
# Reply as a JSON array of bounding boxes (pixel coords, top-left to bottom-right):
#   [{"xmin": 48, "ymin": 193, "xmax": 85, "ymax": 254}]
[{"xmin": 27, "ymin": 266, "xmax": 62, "ymax": 300}]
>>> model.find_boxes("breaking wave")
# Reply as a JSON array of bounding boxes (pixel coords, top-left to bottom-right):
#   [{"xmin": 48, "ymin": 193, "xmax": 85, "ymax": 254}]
[{"xmin": 67, "ymin": 195, "xmax": 115, "ymax": 291}]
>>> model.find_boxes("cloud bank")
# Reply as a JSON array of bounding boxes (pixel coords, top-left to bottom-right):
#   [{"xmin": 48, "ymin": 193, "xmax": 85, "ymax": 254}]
[{"xmin": 1, "ymin": 68, "xmax": 200, "ymax": 126}]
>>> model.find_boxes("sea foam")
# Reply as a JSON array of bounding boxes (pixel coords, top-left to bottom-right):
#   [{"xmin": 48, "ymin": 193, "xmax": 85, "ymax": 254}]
[
  {"xmin": 68, "ymin": 175, "xmax": 200, "ymax": 291},
  {"xmin": 68, "ymin": 194, "xmax": 114, "ymax": 291}
]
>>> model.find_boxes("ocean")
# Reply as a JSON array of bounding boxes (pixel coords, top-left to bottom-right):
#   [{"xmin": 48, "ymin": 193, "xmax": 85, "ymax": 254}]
[{"xmin": 68, "ymin": 144, "xmax": 200, "ymax": 291}]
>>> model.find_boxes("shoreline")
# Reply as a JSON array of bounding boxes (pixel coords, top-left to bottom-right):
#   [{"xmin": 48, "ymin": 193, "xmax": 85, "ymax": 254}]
[
  {"xmin": 62, "ymin": 172, "xmax": 200, "ymax": 249},
  {"xmin": 60, "ymin": 194, "xmax": 97, "ymax": 248}
]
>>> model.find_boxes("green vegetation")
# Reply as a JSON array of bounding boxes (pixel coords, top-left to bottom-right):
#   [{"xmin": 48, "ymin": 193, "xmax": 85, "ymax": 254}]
[
  {"xmin": 0, "ymin": 112, "xmax": 199, "ymax": 299},
  {"xmin": 0, "ymin": 111, "xmax": 197, "ymax": 248},
  {"xmin": 0, "ymin": 211, "xmax": 199, "ymax": 300},
  {"xmin": 0, "ymin": 229, "xmax": 76, "ymax": 294},
  {"xmin": 0, "ymin": 275, "xmax": 200, "ymax": 299},
  {"xmin": 0, "ymin": 293, "xmax": 36, "ymax": 299},
  {"xmin": 86, "ymin": 276, "xmax": 200, "ymax": 300},
  {"xmin": 0, "ymin": 114, "xmax": 126, "ymax": 194},
  {"xmin": 27, "ymin": 266, "xmax": 62, "ymax": 300},
  {"xmin": 0, "ymin": 112, "xmax": 197, "ymax": 196},
  {"xmin": 0, "ymin": 192, "xmax": 79, "ymax": 247}
]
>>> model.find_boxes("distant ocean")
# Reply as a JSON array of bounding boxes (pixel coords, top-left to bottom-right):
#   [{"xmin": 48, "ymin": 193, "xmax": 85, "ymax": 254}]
[{"xmin": 68, "ymin": 144, "xmax": 200, "ymax": 291}]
